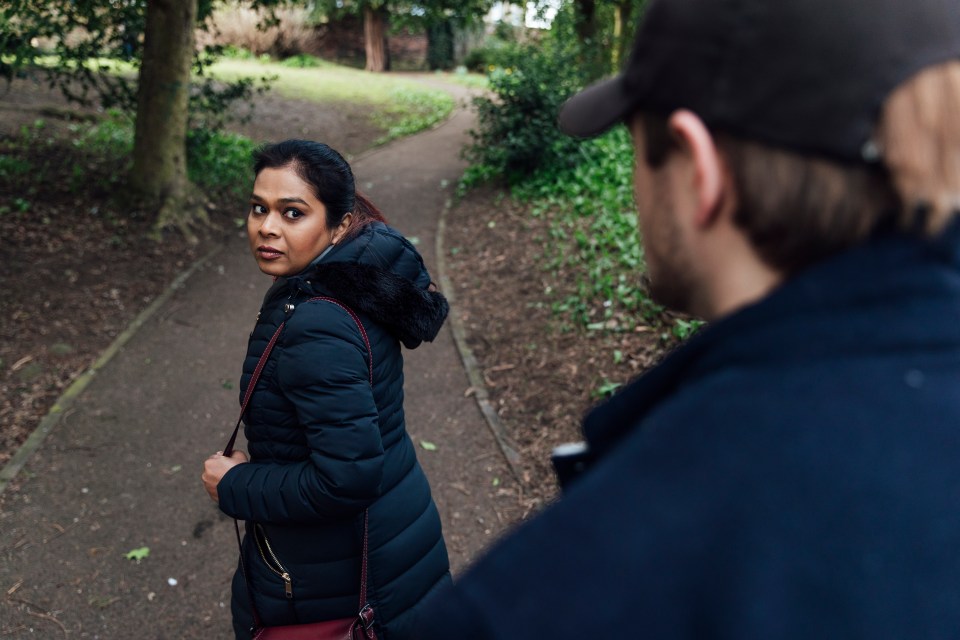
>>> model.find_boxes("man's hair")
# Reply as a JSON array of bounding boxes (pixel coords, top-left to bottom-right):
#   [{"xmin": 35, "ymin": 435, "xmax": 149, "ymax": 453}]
[
  {"xmin": 640, "ymin": 60, "xmax": 960, "ymax": 275},
  {"xmin": 876, "ymin": 62, "xmax": 960, "ymax": 235}
]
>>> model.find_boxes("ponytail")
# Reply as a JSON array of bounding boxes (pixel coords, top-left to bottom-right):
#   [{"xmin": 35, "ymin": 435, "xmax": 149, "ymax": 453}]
[{"xmin": 342, "ymin": 190, "xmax": 388, "ymax": 240}]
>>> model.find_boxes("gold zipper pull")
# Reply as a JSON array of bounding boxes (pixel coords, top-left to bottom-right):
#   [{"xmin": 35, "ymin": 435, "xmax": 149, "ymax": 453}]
[{"xmin": 282, "ymin": 573, "xmax": 293, "ymax": 598}]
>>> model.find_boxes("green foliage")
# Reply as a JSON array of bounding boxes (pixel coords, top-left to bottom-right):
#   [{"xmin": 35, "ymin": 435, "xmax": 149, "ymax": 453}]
[
  {"xmin": 72, "ymin": 109, "xmax": 134, "ymax": 157},
  {"xmin": 371, "ymin": 87, "xmax": 454, "ymax": 144},
  {"xmin": 456, "ymin": 1, "xmax": 700, "ymax": 338},
  {"xmin": 3, "ymin": 0, "xmax": 272, "ymax": 137},
  {"xmin": 2, "ymin": 112, "xmax": 255, "ymax": 213},
  {"xmin": 672, "ymin": 318, "xmax": 705, "ymax": 341},
  {"xmin": 1, "ymin": 0, "xmax": 143, "ymax": 109},
  {"xmin": 0, "ymin": 154, "xmax": 31, "ymax": 180},
  {"xmin": 427, "ymin": 21, "xmax": 455, "ymax": 70},
  {"xmin": 461, "ymin": 37, "xmax": 520, "ymax": 74},
  {"xmin": 186, "ymin": 129, "xmax": 257, "ymax": 198},
  {"xmin": 592, "ymin": 378, "xmax": 623, "ymax": 399},
  {"xmin": 464, "ymin": 37, "xmax": 585, "ymax": 184},
  {"xmin": 124, "ymin": 546, "xmax": 150, "ymax": 562},
  {"xmin": 436, "ymin": 68, "xmax": 488, "ymax": 89},
  {"xmin": 220, "ymin": 45, "xmax": 258, "ymax": 60},
  {"xmin": 280, "ymin": 54, "xmax": 324, "ymax": 68},
  {"xmin": 1, "ymin": 117, "xmax": 130, "ymax": 215},
  {"xmin": 515, "ymin": 126, "xmax": 661, "ymax": 331}
]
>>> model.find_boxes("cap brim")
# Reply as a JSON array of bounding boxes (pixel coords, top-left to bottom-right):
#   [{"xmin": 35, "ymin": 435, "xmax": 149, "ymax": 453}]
[{"xmin": 558, "ymin": 75, "xmax": 635, "ymax": 139}]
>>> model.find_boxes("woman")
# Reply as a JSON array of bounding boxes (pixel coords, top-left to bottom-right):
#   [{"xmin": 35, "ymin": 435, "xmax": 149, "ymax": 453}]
[{"xmin": 202, "ymin": 139, "xmax": 451, "ymax": 639}]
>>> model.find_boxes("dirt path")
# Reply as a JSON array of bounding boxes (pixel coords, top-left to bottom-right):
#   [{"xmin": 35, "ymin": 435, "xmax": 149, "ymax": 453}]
[{"xmin": 0, "ymin": 79, "xmax": 519, "ymax": 638}]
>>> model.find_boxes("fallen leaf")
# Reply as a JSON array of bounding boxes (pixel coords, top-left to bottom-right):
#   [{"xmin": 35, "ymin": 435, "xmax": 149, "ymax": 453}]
[
  {"xmin": 125, "ymin": 547, "xmax": 150, "ymax": 562},
  {"xmin": 419, "ymin": 441, "xmax": 438, "ymax": 452}
]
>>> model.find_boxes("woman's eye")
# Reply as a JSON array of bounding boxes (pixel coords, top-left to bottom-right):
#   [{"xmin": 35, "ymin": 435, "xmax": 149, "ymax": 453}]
[
  {"xmin": 283, "ymin": 208, "xmax": 304, "ymax": 220},
  {"xmin": 250, "ymin": 204, "xmax": 267, "ymax": 216}
]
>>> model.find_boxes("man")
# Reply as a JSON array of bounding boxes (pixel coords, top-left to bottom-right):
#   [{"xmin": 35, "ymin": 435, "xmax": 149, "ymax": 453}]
[{"xmin": 418, "ymin": 0, "xmax": 960, "ymax": 637}]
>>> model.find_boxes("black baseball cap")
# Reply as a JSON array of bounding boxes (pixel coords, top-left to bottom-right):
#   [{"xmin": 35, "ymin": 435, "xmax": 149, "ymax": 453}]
[{"xmin": 558, "ymin": 0, "xmax": 960, "ymax": 163}]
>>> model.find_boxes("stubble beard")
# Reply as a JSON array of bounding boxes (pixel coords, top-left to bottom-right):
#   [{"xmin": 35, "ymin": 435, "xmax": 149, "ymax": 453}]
[{"xmin": 641, "ymin": 191, "xmax": 700, "ymax": 316}]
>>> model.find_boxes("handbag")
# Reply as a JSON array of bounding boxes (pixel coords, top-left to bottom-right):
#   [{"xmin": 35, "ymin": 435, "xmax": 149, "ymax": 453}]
[{"xmin": 223, "ymin": 296, "xmax": 378, "ymax": 640}]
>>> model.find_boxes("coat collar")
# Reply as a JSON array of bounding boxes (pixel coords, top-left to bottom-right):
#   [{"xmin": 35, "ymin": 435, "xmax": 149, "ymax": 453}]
[
  {"xmin": 267, "ymin": 222, "xmax": 449, "ymax": 349},
  {"xmin": 582, "ymin": 225, "xmax": 960, "ymax": 457}
]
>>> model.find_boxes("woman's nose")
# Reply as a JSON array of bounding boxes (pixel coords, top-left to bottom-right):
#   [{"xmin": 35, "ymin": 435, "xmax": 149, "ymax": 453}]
[{"xmin": 259, "ymin": 211, "xmax": 280, "ymax": 237}]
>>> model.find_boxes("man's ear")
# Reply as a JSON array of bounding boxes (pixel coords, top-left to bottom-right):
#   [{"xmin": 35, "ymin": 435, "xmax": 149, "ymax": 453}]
[{"xmin": 667, "ymin": 110, "xmax": 725, "ymax": 227}]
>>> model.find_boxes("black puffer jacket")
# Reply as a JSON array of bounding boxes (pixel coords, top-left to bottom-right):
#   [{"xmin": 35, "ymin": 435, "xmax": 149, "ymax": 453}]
[{"xmin": 217, "ymin": 222, "xmax": 451, "ymax": 639}]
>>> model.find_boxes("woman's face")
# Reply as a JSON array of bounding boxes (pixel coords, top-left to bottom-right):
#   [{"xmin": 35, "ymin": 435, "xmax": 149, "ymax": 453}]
[{"xmin": 248, "ymin": 166, "xmax": 350, "ymax": 277}]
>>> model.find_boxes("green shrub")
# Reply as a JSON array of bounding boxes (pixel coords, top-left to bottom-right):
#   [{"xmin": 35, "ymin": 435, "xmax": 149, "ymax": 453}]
[
  {"xmin": 462, "ymin": 43, "xmax": 514, "ymax": 74},
  {"xmin": 461, "ymin": 47, "xmax": 489, "ymax": 74},
  {"xmin": 220, "ymin": 45, "xmax": 256, "ymax": 60},
  {"xmin": 186, "ymin": 128, "xmax": 257, "ymax": 198},
  {"xmin": 71, "ymin": 109, "xmax": 134, "ymax": 157},
  {"xmin": 463, "ymin": 38, "xmax": 584, "ymax": 185},
  {"xmin": 281, "ymin": 53, "xmax": 323, "ymax": 68}
]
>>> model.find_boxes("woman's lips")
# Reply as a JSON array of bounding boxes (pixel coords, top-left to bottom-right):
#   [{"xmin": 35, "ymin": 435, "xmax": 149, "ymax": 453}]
[{"xmin": 257, "ymin": 246, "xmax": 283, "ymax": 260}]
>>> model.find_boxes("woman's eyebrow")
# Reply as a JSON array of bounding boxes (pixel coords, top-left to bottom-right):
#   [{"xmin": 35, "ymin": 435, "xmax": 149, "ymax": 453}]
[
  {"xmin": 278, "ymin": 197, "xmax": 309, "ymax": 205},
  {"xmin": 249, "ymin": 194, "xmax": 310, "ymax": 206}
]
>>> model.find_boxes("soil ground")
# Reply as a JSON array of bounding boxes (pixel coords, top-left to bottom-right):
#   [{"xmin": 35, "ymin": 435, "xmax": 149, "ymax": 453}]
[
  {"xmin": 0, "ymin": 73, "xmax": 525, "ymax": 638},
  {"xmin": 442, "ymin": 186, "xmax": 671, "ymax": 509},
  {"xmin": 0, "ymin": 70, "xmax": 672, "ymax": 636},
  {"xmin": 0, "ymin": 73, "xmax": 674, "ymax": 510},
  {"xmin": 0, "ymin": 75, "xmax": 381, "ymax": 473}
]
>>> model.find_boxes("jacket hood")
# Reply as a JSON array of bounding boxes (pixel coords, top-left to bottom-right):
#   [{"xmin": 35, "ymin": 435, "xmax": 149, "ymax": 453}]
[{"xmin": 289, "ymin": 222, "xmax": 449, "ymax": 349}]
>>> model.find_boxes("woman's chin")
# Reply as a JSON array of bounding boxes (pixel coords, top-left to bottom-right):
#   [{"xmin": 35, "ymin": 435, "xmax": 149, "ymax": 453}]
[{"xmin": 255, "ymin": 259, "xmax": 289, "ymax": 277}]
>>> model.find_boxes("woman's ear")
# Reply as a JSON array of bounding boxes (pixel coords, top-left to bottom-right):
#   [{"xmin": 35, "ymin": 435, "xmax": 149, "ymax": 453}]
[
  {"xmin": 331, "ymin": 212, "xmax": 353, "ymax": 245},
  {"xmin": 667, "ymin": 110, "xmax": 726, "ymax": 227}
]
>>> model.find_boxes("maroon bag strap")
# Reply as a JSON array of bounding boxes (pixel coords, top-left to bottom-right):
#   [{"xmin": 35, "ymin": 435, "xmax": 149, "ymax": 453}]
[{"xmin": 224, "ymin": 296, "xmax": 376, "ymax": 634}]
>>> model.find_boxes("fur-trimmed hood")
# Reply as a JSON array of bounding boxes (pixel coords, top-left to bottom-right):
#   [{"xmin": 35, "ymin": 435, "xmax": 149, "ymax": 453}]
[
  {"xmin": 305, "ymin": 261, "xmax": 448, "ymax": 349},
  {"xmin": 282, "ymin": 222, "xmax": 449, "ymax": 349}
]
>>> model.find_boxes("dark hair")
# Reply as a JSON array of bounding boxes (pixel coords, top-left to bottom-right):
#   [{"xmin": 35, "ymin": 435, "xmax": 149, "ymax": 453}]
[{"xmin": 252, "ymin": 139, "xmax": 387, "ymax": 239}]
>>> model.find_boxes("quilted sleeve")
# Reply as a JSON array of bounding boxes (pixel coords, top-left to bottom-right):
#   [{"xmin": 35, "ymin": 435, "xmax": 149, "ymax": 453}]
[{"xmin": 217, "ymin": 299, "xmax": 383, "ymax": 523}]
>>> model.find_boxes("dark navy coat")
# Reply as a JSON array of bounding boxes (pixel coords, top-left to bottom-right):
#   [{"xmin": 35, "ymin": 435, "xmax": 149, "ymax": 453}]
[
  {"xmin": 418, "ymin": 226, "xmax": 960, "ymax": 639},
  {"xmin": 218, "ymin": 222, "xmax": 451, "ymax": 639}
]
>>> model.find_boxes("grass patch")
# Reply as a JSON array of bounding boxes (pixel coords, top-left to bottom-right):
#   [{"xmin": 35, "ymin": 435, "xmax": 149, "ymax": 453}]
[
  {"xmin": 205, "ymin": 57, "xmax": 438, "ymax": 103},
  {"xmin": 21, "ymin": 54, "xmax": 455, "ymax": 145},
  {"xmin": 208, "ymin": 58, "xmax": 454, "ymax": 142},
  {"xmin": 510, "ymin": 126, "xmax": 651, "ymax": 330},
  {"xmin": 370, "ymin": 87, "xmax": 454, "ymax": 144},
  {"xmin": 434, "ymin": 68, "xmax": 489, "ymax": 89}
]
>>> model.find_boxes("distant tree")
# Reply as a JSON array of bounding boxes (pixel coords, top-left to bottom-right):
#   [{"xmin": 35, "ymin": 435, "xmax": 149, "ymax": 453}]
[
  {"xmin": 363, "ymin": 1, "xmax": 390, "ymax": 72},
  {"xmin": 611, "ymin": 0, "xmax": 643, "ymax": 70},
  {"xmin": 553, "ymin": 0, "xmax": 645, "ymax": 80},
  {"xmin": 418, "ymin": 0, "xmax": 493, "ymax": 70},
  {"xmin": 1, "ymin": 0, "xmax": 267, "ymax": 235},
  {"xmin": 311, "ymin": 0, "xmax": 390, "ymax": 71},
  {"xmin": 312, "ymin": 0, "xmax": 492, "ymax": 72}
]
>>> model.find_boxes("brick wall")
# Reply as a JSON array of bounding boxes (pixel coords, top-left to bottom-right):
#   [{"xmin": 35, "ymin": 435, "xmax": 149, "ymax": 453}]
[{"xmin": 307, "ymin": 16, "xmax": 428, "ymax": 70}]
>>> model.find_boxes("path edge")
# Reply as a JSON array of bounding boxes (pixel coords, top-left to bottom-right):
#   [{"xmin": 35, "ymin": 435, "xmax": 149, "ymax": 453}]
[
  {"xmin": 0, "ymin": 244, "xmax": 225, "ymax": 496},
  {"xmin": 435, "ymin": 195, "xmax": 524, "ymax": 483}
]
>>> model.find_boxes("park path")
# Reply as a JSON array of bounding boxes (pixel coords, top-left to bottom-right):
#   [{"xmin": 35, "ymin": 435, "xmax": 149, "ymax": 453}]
[{"xmin": 0, "ymin": 81, "xmax": 518, "ymax": 638}]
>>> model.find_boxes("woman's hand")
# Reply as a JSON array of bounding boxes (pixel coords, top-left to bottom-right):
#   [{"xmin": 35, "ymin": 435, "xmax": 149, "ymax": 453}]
[{"xmin": 202, "ymin": 450, "xmax": 249, "ymax": 503}]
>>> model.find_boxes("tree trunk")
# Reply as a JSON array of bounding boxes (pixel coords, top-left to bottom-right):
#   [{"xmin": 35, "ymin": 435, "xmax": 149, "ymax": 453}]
[
  {"xmin": 131, "ymin": 0, "xmax": 202, "ymax": 235},
  {"xmin": 363, "ymin": 5, "xmax": 390, "ymax": 73},
  {"xmin": 427, "ymin": 20, "xmax": 455, "ymax": 71},
  {"xmin": 613, "ymin": 0, "xmax": 634, "ymax": 71},
  {"xmin": 573, "ymin": 0, "xmax": 604, "ymax": 81}
]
